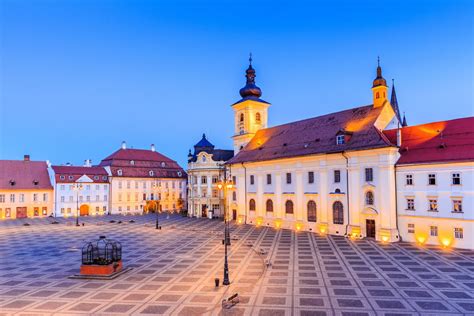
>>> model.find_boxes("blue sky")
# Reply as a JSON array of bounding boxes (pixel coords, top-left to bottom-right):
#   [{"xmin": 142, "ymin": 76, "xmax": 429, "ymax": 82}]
[{"xmin": 0, "ymin": 0, "xmax": 472, "ymax": 168}]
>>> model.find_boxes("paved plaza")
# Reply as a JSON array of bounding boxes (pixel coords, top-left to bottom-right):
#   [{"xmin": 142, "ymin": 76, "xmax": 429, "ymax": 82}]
[{"xmin": 0, "ymin": 214, "xmax": 473, "ymax": 316}]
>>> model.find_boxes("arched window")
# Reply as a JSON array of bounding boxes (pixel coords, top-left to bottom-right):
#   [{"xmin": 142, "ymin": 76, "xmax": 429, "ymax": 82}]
[
  {"xmin": 232, "ymin": 191, "xmax": 236, "ymax": 201},
  {"xmin": 249, "ymin": 199, "xmax": 256, "ymax": 211},
  {"xmin": 117, "ymin": 169, "xmax": 123, "ymax": 176},
  {"xmin": 266, "ymin": 199, "xmax": 273, "ymax": 212},
  {"xmin": 285, "ymin": 200, "xmax": 294, "ymax": 214},
  {"xmin": 333, "ymin": 201, "xmax": 344, "ymax": 224},
  {"xmin": 307, "ymin": 200, "xmax": 317, "ymax": 222},
  {"xmin": 240, "ymin": 113, "xmax": 244, "ymax": 122},
  {"xmin": 376, "ymin": 92, "xmax": 380, "ymax": 99},
  {"xmin": 256, "ymin": 112, "xmax": 261, "ymax": 123},
  {"xmin": 365, "ymin": 191, "xmax": 374, "ymax": 205}
]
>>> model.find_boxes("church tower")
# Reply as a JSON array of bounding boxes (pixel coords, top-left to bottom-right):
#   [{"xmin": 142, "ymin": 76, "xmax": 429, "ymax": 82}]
[
  {"xmin": 232, "ymin": 55, "xmax": 271, "ymax": 154},
  {"xmin": 372, "ymin": 57, "xmax": 388, "ymax": 108}
]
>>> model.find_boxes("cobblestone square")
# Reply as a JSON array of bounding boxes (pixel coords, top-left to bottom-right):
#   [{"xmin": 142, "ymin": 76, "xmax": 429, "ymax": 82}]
[{"xmin": 0, "ymin": 214, "xmax": 473, "ymax": 315}]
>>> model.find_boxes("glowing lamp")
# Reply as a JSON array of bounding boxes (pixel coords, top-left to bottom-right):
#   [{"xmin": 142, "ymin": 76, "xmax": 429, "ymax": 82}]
[
  {"xmin": 217, "ymin": 183, "xmax": 223, "ymax": 190},
  {"xmin": 441, "ymin": 238, "xmax": 451, "ymax": 248},
  {"xmin": 274, "ymin": 219, "xmax": 282, "ymax": 229},
  {"xmin": 416, "ymin": 236, "xmax": 426, "ymax": 245},
  {"xmin": 256, "ymin": 217, "xmax": 263, "ymax": 226},
  {"xmin": 381, "ymin": 235, "xmax": 389, "ymax": 242},
  {"xmin": 295, "ymin": 223, "xmax": 302, "ymax": 231},
  {"xmin": 237, "ymin": 218, "xmax": 242, "ymax": 224}
]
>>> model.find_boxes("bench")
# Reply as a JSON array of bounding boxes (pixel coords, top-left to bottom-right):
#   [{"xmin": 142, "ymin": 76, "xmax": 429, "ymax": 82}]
[{"xmin": 222, "ymin": 293, "xmax": 239, "ymax": 309}]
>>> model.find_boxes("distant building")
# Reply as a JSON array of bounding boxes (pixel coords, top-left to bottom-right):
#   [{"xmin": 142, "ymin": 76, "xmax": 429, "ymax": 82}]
[
  {"xmin": 99, "ymin": 142, "xmax": 187, "ymax": 214},
  {"xmin": 0, "ymin": 155, "xmax": 53, "ymax": 219},
  {"xmin": 51, "ymin": 162, "xmax": 110, "ymax": 217},
  {"xmin": 385, "ymin": 118, "xmax": 474, "ymax": 249},
  {"xmin": 187, "ymin": 134, "xmax": 233, "ymax": 218}
]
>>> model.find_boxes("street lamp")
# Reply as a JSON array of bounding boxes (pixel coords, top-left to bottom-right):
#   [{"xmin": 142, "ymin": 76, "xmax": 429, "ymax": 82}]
[
  {"xmin": 72, "ymin": 183, "xmax": 83, "ymax": 226},
  {"xmin": 152, "ymin": 182, "xmax": 161, "ymax": 230},
  {"xmin": 217, "ymin": 178, "xmax": 233, "ymax": 286}
]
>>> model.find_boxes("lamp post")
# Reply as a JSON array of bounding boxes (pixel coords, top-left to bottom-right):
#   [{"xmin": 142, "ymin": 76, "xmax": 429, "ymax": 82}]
[
  {"xmin": 73, "ymin": 183, "xmax": 83, "ymax": 226},
  {"xmin": 152, "ymin": 182, "xmax": 161, "ymax": 230},
  {"xmin": 217, "ymin": 177, "xmax": 233, "ymax": 286}
]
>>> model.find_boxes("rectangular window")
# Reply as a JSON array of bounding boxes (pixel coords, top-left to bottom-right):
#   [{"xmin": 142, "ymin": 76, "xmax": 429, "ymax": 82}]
[
  {"xmin": 5, "ymin": 208, "xmax": 10, "ymax": 217},
  {"xmin": 135, "ymin": 193, "xmax": 138, "ymax": 202},
  {"xmin": 406, "ymin": 198, "xmax": 415, "ymax": 210},
  {"xmin": 334, "ymin": 170, "xmax": 341, "ymax": 183},
  {"xmin": 212, "ymin": 204, "xmax": 220, "ymax": 210},
  {"xmin": 142, "ymin": 193, "xmax": 146, "ymax": 201},
  {"xmin": 232, "ymin": 176, "xmax": 236, "ymax": 185},
  {"xmin": 126, "ymin": 194, "xmax": 130, "ymax": 202},
  {"xmin": 266, "ymin": 174, "xmax": 272, "ymax": 185},
  {"xmin": 365, "ymin": 168, "xmax": 373, "ymax": 182},
  {"xmin": 408, "ymin": 223, "xmax": 415, "ymax": 234},
  {"xmin": 250, "ymin": 175, "xmax": 255, "ymax": 185},
  {"xmin": 336, "ymin": 134, "xmax": 345, "ymax": 145},
  {"xmin": 43, "ymin": 193, "xmax": 48, "ymax": 202},
  {"xmin": 201, "ymin": 176, "xmax": 207, "ymax": 184},
  {"xmin": 428, "ymin": 199, "xmax": 438, "ymax": 211},
  {"xmin": 118, "ymin": 206, "xmax": 122, "ymax": 212},
  {"xmin": 103, "ymin": 206, "xmax": 107, "ymax": 212},
  {"xmin": 10, "ymin": 194, "xmax": 16, "ymax": 203},
  {"xmin": 79, "ymin": 196, "xmax": 83, "ymax": 202},
  {"xmin": 96, "ymin": 195, "xmax": 100, "ymax": 201},
  {"xmin": 61, "ymin": 208, "xmax": 65, "ymax": 214},
  {"xmin": 67, "ymin": 208, "xmax": 71, "ymax": 214},
  {"xmin": 232, "ymin": 191, "xmax": 236, "ymax": 201},
  {"xmin": 212, "ymin": 176, "xmax": 218, "ymax": 184},
  {"xmin": 454, "ymin": 228, "xmax": 463, "ymax": 239},
  {"xmin": 430, "ymin": 226, "xmax": 438, "ymax": 237},
  {"xmin": 60, "ymin": 184, "xmax": 65, "ymax": 190},
  {"xmin": 308, "ymin": 171, "xmax": 314, "ymax": 184},
  {"xmin": 428, "ymin": 174, "xmax": 436, "ymax": 185},
  {"xmin": 118, "ymin": 194, "xmax": 122, "ymax": 202},
  {"xmin": 0, "ymin": 195, "xmax": 5, "ymax": 203},
  {"xmin": 126, "ymin": 181, "xmax": 130, "ymax": 189},
  {"xmin": 42, "ymin": 207, "xmax": 47, "ymax": 215},
  {"xmin": 118, "ymin": 181, "xmax": 122, "ymax": 189},
  {"xmin": 286, "ymin": 173, "xmax": 292, "ymax": 184},
  {"xmin": 96, "ymin": 206, "xmax": 100, "ymax": 212},
  {"xmin": 212, "ymin": 189, "xmax": 218, "ymax": 198},
  {"xmin": 406, "ymin": 174, "xmax": 413, "ymax": 185},
  {"xmin": 34, "ymin": 207, "xmax": 39, "ymax": 216},
  {"xmin": 69, "ymin": 196, "xmax": 73, "ymax": 202},
  {"xmin": 19, "ymin": 194, "xmax": 25, "ymax": 202},
  {"xmin": 61, "ymin": 196, "xmax": 65, "ymax": 202},
  {"xmin": 452, "ymin": 173, "xmax": 461, "ymax": 185},
  {"xmin": 452, "ymin": 200, "xmax": 463, "ymax": 213},
  {"xmin": 96, "ymin": 184, "xmax": 99, "ymax": 190},
  {"xmin": 104, "ymin": 184, "xmax": 108, "ymax": 190},
  {"xmin": 32, "ymin": 194, "xmax": 37, "ymax": 202},
  {"xmin": 104, "ymin": 195, "xmax": 108, "ymax": 201}
]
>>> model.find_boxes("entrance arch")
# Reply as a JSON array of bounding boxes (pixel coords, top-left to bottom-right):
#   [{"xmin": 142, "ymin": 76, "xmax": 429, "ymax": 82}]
[{"xmin": 79, "ymin": 204, "xmax": 89, "ymax": 216}]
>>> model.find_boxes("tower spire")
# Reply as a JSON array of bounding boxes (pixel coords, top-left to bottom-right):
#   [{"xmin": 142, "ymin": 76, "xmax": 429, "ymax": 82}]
[
  {"xmin": 402, "ymin": 112, "xmax": 408, "ymax": 127},
  {"xmin": 239, "ymin": 54, "xmax": 262, "ymax": 98},
  {"xmin": 390, "ymin": 79, "xmax": 401, "ymax": 122}
]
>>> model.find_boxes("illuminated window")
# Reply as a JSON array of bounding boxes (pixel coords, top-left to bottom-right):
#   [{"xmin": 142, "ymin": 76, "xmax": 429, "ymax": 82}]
[
  {"xmin": 428, "ymin": 199, "xmax": 438, "ymax": 211},
  {"xmin": 452, "ymin": 200, "xmax": 463, "ymax": 213},
  {"xmin": 332, "ymin": 201, "xmax": 343, "ymax": 224},
  {"xmin": 406, "ymin": 174, "xmax": 413, "ymax": 185},
  {"xmin": 336, "ymin": 135, "xmax": 345, "ymax": 145},
  {"xmin": 408, "ymin": 223, "xmax": 415, "ymax": 234},
  {"xmin": 249, "ymin": 199, "xmax": 256, "ymax": 211},
  {"xmin": 376, "ymin": 92, "xmax": 380, "ymax": 99},
  {"xmin": 285, "ymin": 200, "xmax": 294, "ymax": 214},
  {"xmin": 240, "ymin": 113, "xmax": 244, "ymax": 122},
  {"xmin": 256, "ymin": 112, "xmax": 261, "ymax": 123},
  {"xmin": 307, "ymin": 200, "xmax": 317, "ymax": 222},
  {"xmin": 365, "ymin": 191, "xmax": 374, "ymax": 205},
  {"xmin": 454, "ymin": 228, "xmax": 463, "ymax": 239},
  {"xmin": 452, "ymin": 173, "xmax": 461, "ymax": 185},
  {"xmin": 406, "ymin": 198, "xmax": 415, "ymax": 210},
  {"xmin": 201, "ymin": 176, "xmax": 207, "ymax": 184},
  {"xmin": 430, "ymin": 226, "xmax": 438, "ymax": 237},
  {"xmin": 266, "ymin": 199, "xmax": 273, "ymax": 212},
  {"xmin": 117, "ymin": 169, "xmax": 123, "ymax": 176}
]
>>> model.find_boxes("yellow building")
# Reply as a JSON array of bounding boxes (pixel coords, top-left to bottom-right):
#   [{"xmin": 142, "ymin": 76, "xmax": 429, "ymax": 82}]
[{"xmin": 0, "ymin": 155, "xmax": 54, "ymax": 219}]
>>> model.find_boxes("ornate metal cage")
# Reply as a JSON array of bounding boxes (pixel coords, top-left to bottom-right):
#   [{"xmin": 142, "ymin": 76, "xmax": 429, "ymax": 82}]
[{"xmin": 81, "ymin": 236, "xmax": 122, "ymax": 265}]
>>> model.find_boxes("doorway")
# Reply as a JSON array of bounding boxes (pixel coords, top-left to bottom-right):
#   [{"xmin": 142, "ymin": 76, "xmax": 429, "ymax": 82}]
[
  {"xmin": 16, "ymin": 207, "xmax": 27, "ymax": 219},
  {"xmin": 201, "ymin": 205, "xmax": 207, "ymax": 218},
  {"xmin": 366, "ymin": 219, "xmax": 376, "ymax": 238},
  {"xmin": 232, "ymin": 209, "xmax": 237, "ymax": 221},
  {"xmin": 80, "ymin": 204, "xmax": 89, "ymax": 216}
]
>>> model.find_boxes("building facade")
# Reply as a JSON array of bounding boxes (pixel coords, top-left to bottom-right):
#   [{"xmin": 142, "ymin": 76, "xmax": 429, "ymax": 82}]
[
  {"xmin": 0, "ymin": 155, "xmax": 54, "ymax": 219},
  {"xmin": 385, "ymin": 118, "xmax": 474, "ymax": 249},
  {"xmin": 187, "ymin": 134, "xmax": 233, "ymax": 218},
  {"xmin": 51, "ymin": 164, "xmax": 110, "ymax": 217},
  {"xmin": 99, "ymin": 142, "xmax": 187, "ymax": 214},
  {"xmin": 226, "ymin": 58, "xmax": 404, "ymax": 242}
]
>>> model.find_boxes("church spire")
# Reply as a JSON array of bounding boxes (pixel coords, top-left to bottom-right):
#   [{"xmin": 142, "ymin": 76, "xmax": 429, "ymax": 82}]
[
  {"xmin": 402, "ymin": 112, "xmax": 408, "ymax": 127},
  {"xmin": 239, "ymin": 53, "xmax": 262, "ymax": 98},
  {"xmin": 390, "ymin": 79, "xmax": 402, "ymax": 122}
]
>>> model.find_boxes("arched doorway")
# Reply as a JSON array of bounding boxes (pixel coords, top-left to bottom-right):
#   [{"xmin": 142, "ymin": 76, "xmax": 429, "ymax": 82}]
[{"xmin": 79, "ymin": 204, "xmax": 89, "ymax": 216}]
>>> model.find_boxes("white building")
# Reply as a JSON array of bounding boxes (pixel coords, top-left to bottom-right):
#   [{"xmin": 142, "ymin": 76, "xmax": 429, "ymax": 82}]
[
  {"xmin": 51, "ymin": 163, "xmax": 110, "ymax": 217},
  {"xmin": 187, "ymin": 134, "xmax": 234, "ymax": 218},
  {"xmin": 226, "ymin": 58, "xmax": 404, "ymax": 242},
  {"xmin": 385, "ymin": 118, "xmax": 474, "ymax": 249},
  {"xmin": 99, "ymin": 142, "xmax": 187, "ymax": 214}
]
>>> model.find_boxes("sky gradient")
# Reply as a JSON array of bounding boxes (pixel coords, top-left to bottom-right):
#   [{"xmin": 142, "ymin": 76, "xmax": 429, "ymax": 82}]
[{"xmin": 1, "ymin": 0, "xmax": 472, "ymax": 168}]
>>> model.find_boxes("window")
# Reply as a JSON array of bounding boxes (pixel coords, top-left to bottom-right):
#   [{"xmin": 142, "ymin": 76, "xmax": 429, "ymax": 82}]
[
  {"xmin": 332, "ymin": 201, "xmax": 344, "ymax": 224},
  {"xmin": 96, "ymin": 206, "xmax": 100, "ymax": 212},
  {"xmin": 212, "ymin": 189, "xmax": 218, "ymax": 198},
  {"xmin": 5, "ymin": 208, "xmax": 10, "ymax": 217},
  {"xmin": 334, "ymin": 170, "xmax": 341, "ymax": 183},
  {"xmin": 19, "ymin": 194, "xmax": 25, "ymax": 202},
  {"xmin": 428, "ymin": 174, "xmax": 436, "ymax": 185},
  {"xmin": 130, "ymin": 160, "xmax": 135, "ymax": 165},
  {"xmin": 376, "ymin": 91, "xmax": 380, "ymax": 99},
  {"xmin": 232, "ymin": 191, "xmax": 236, "ymax": 201},
  {"xmin": 117, "ymin": 169, "xmax": 123, "ymax": 176},
  {"xmin": 201, "ymin": 176, "xmax": 207, "ymax": 184},
  {"xmin": 118, "ymin": 181, "xmax": 122, "ymax": 189},
  {"xmin": 266, "ymin": 174, "xmax": 272, "ymax": 185},
  {"xmin": 336, "ymin": 135, "xmax": 345, "ymax": 145},
  {"xmin": 118, "ymin": 193, "xmax": 122, "ymax": 202},
  {"xmin": 79, "ymin": 196, "xmax": 83, "ymax": 202},
  {"xmin": 43, "ymin": 193, "xmax": 48, "ymax": 202},
  {"xmin": 452, "ymin": 173, "xmax": 461, "ymax": 185},
  {"xmin": 60, "ymin": 196, "xmax": 65, "ymax": 202},
  {"xmin": 10, "ymin": 194, "xmax": 16, "ymax": 203},
  {"xmin": 94, "ymin": 176, "xmax": 99, "ymax": 180},
  {"xmin": 308, "ymin": 171, "xmax": 314, "ymax": 184},
  {"xmin": 250, "ymin": 175, "xmax": 255, "ymax": 185},
  {"xmin": 454, "ymin": 228, "xmax": 463, "ymax": 239},
  {"xmin": 104, "ymin": 195, "xmax": 108, "ymax": 201},
  {"xmin": 365, "ymin": 191, "xmax": 374, "ymax": 205},
  {"xmin": 408, "ymin": 223, "xmax": 415, "ymax": 234},
  {"xmin": 103, "ymin": 206, "xmax": 107, "ymax": 212},
  {"xmin": 161, "ymin": 162, "xmax": 166, "ymax": 167},
  {"xmin": 34, "ymin": 207, "xmax": 39, "ymax": 216},
  {"xmin": 240, "ymin": 113, "xmax": 244, "ymax": 122},
  {"xmin": 232, "ymin": 176, "xmax": 236, "ymax": 185},
  {"xmin": 249, "ymin": 199, "xmax": 256, "ymax": 211},
  {"xmin": 95, "ymin": 184, "xmax": 99, "ymax": 190},
  {"xmin": 406, "ymin": 174, "xmax": 413, "ymax": 185},
  {"xmin": 430, "ymin": 226, "xmax": 438, "ymax": 237},
  {"xmin": 266, "ymin": 199, "xmax": 273, "ymax": 212},
  {"xmin": 452, "ymin": 200, "xmax": 463, "ymax": 213},
  {"xmin": 69, "ymin": 196, "xmax": 73, "ymax": 202},
  {"xmin": 68, "ymin": 175, "xmax": 73, "ymax": 180},
  {"xmin": 212, "ymin": 204, "xmax": 220, "ymax": 210},
  {"xmin": 285, "ymin": 200, "xmax": 294, "ymax": 214},
  {"xmin": 42, "ymin": 207, "xmax": 47, "ymax": 215},
  {"xmin": 307, "ymin": 200, "xmax": 317, "ymax": 222},
  {"xmin": 286, "ymin": 173, "xmax": 292, "ymax": 184},
  {"xmin": 0, "ymin": 195, "xmax": 4, "ymax": 203},
  {"xmin": 61, "ymin": 208, "xmax": 65, "ymax": 214},
  {"xmin": 102, "ymin": 176, "xmax": 107, "ymax": 180},
  {"xmin": 365, "ymin": 168, "xmax": 373, "ymax": 182},
  {"xmin": 126, "ymin": 181, "xmax": 130, "ymax": 189},
  {"xmin": 60, "ymin": 185, "xmax": 65, "ymax": 190},
  {"xmin": 96, "ymin": 195, "xmax": 100, "ymax": 201},
  {"xmin": 212, "ymin": 176, "xmax": 218, "ymax": 184},
  {"xmin": 149, "ymin": 170, "xmax": 154, "ymax": 176},
  {"xmin": 202, "ymin": 156, "xmax": 207, "ymax": 162},
  {"xmin": 60, "ymin": 175, "xmax": 65, "ymax": 180},
  {"xmin": 428, "ymin": 199, "xmax": 438, "ymax": 211},
  {"xmin": 126, "ymin": 194, "xmax": 130, "ymax": 202},
  {"xmin": 118, "ymin": 206, "xmax": 122, "ymax": 212},
  {"xmin": 67, "ymin": 208, "xmax": 71, "ymax": 214},
  {"xmin": 406, "ymin": 198, "xmax": 415, "ymax": 210},
  {"xmin": 256, "ymin": 112, "xmax": 261, "ymax": 123}
]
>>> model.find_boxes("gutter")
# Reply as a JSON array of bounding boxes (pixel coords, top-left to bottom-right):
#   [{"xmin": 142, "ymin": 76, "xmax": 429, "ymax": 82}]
[
  {"xmin": 341, "ymin": 152, "xmax": 350, "ymax": 237},
  {"xmin": 241, "ymin": 162, "xmax": 247, "ymax": 224}
]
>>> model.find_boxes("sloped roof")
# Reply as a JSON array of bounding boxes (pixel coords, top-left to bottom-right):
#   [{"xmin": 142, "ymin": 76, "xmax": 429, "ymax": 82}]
[
  {"xmin": 52, "ymin": 165, "xmax": 109, "ymax": 183},
  {"xmin": 194, "ymin": 134, "xmax": 214, "ymax": 149},
  {"xmin": 383, "ymin": 117, "xmax": 474, "ymax": 165},
  {"xmin": 0, "ymin": 160, "xmax": 52, "ymax": 190},
  {"xmin": 227, "ymin": 105, "xmax": 394, "ymax": 164}
]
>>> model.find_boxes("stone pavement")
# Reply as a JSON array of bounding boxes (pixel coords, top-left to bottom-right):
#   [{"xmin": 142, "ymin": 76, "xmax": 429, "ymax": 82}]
[{"xmin": 0, "ymin": 214, "xmax": 473, "ymax": 315}]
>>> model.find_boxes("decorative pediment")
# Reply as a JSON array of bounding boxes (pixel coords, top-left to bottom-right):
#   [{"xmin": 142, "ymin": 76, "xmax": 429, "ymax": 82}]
[
  {"xmin": 76, "ymin": 175, "xmax": 93, "ymax": 183},
  {"xmin": 361, "ymin": 207, "xmax": 378, "ymax": 215}
]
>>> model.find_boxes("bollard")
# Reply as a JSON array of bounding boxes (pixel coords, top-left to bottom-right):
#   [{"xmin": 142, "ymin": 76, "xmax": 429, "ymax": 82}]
[{"xmin": 215, "ymin": 278, "xmax": 220, "ymax": 287}]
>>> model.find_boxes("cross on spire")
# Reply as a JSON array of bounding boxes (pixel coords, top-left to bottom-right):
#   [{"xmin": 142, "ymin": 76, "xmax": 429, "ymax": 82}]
[{"xmin": 249, "ymin": 52, "xmax": 253, "ymax": 66}]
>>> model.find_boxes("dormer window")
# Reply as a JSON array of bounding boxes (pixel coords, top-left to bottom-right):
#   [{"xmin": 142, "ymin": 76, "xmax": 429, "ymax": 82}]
[
  {"xmin": 60, "ymin": 175, "xmax": 65, "ymax": 180},
  {"xmin": 117, "ymin": 169, "xmax": 123, "ymax": 176},
  {"xmin": 161, "ymin": 162, "xmax": 166, "ymax": 167},
  {"xmin": 336, "ymin": 135, "xmax": 345, "ymax": 145},
  {"xmin": 68, "ymin": 175, "xmax": 74, "ymax": 180},
  {"xmin": 130, "ymin": 160, "xmax": 135, "ymax": 165},
  {"xmin": 149, "ymin": 170, "xmax": 154, "ymax": 176},
  {"xmin": 94, "ymin": 176, "xmax": 99, "ymax": 180}
]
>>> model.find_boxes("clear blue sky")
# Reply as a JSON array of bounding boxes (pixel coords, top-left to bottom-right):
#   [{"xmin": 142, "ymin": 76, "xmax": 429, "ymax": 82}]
[{"xmin": 1, "ymin": 0, "xmax": 472, "ymax": 168}]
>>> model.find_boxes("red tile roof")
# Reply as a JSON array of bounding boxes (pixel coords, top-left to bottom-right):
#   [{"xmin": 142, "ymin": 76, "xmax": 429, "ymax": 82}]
[
  {"xmin": 228, "ymin": 105, "xmax": 394, "ymax": 164},
  {"xmin": 100, "ymin": 148, "xmax": 186, "ymax": 178},
  {"xmin": 0, "ymin": 160, "xmax": 52, "ymax": 190},
  {"xmin": 51, "ymin": 166, "xmax": 109, "ymax": 183},
  {"xmin": 384, "ymin": 117, "xmax": 474, "ymax": 165}
]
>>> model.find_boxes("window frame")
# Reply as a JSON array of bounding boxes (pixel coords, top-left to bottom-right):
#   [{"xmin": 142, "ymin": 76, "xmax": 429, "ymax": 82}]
[
  {"xmin": 334, "ymin": 170, "xmax": 341, "ymax": 183},
  {"xmin": 285, "ymin": 200, "xmax": 294, "ymax": 214},
  {"xmin": 452, "ymin": 173, "xmax": 461, "ymax": 185},
  {"xmin": 308, "ymin": 171, "xmax": 314, "ymax": 184},
  {"xmin": 406, "ymin": 174, "xmax": 413, "ymax": 186},
  {"xmin": 307, "ymin": 200, "xmax": 317, "ymax": 222},
  {"xmin": 266, "ymin": 199, "xmax": 273, "ymax": 213},
  {"xmin": 428, "ymin": 174, "xmax": 436, "ymax": 185},
  {"xmin": 286, "ymin": 173, "xmax": 292, "ymax": 184}
]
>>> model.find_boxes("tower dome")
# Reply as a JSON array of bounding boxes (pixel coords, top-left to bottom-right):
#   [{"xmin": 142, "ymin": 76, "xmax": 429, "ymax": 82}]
[
  {"xmin": 372, "ymin": 57, "xmax": 387, "ymax": 88},
  {"xmin": 239, "ymin": 54, "xmax": 262, "ymax": 98}
]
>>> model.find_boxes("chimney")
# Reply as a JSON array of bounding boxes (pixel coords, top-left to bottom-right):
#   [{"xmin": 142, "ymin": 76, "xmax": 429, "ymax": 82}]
[
  {"xmin": 151, "ymin": 144, "xmax": 156, "ymax": 152},
  {"xmin": 121, "ymin": 141, "xmax": 127, "ymax": 150},
  {"xmin": 24, "ymin": 154, "xmax": 30, "ymax": 161},
  {"xmin": 83, "ymin": 159, "xmax": 92, "ymax": 167},
  {"xmin": 396, "ymin": 128, "xmax": 402, "ymax": 147}
]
